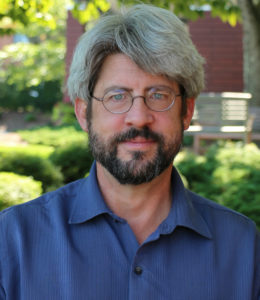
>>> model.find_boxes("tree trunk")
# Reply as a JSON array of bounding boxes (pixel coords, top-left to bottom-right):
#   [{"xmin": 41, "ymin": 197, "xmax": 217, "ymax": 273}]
[{"xmin": 238, "ymin": 0, "xmax": 260, "ymax": 106}]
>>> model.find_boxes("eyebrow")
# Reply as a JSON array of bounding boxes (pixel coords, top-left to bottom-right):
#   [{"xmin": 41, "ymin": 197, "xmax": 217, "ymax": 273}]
[
  {"xmin": 103, "ymin": 86, "xmax": 132, "ymax": 94},
  {"xmin": 103, "ymin": 85, "xmax": 175, "ymax": 95}
]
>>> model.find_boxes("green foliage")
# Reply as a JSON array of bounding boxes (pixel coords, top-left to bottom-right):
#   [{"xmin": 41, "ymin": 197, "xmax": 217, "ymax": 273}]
[
  {"xmin": 209, "ymin": 143, "xmax": 260, "ymax": 222},
  {"xmin": 51, "ymin": 102, "xmax": 78, "ymax": 126},
  {"xmin": 0, "ymin": 80, "xmax": 62, "ymax": 112},
  {"xmin": 50, "ymin": 141, "xmax": 93, "ymax": 183},
  {"xmin": 0, "ymin": 0, "xmax": 242, "ymax": 32},
  {"xmin": 71, "ymin": 0, "xmax": 110, "ymax": 25},
  {"xmin": 0, "ymin": 172, "xmax": 42, "ymax": 211},
  {"xmin": 0, "ymin": 0, "xmax": 64, "ymax": 35},
  {"xmin": 0, "ymin": 144, "xmax": 54, "ymax": 158},
  {"xmin": 0, "ymin": 39, "xmax": 65, "ymax": 113},
  {"xmin": 0, "ymin": 0, "xmax": 110, "ymax": 34},
  {"xmin": 0, "ymin": 41, "xmax": 65, "ymax": 90},
  {"xmin": 24, "ymin": 112, "xmax": 37, "ymax": 122},
  {"xmin": 182, "ymin": 135, "xmax": 194, "ymax": 147},
  {"xmin": 213, "ymin": 3, "xmax": 241, "ymax": 26},
  {"xmin": 176, "ymin": 142, "xmax": 260, "ymax": 228},
  {"xmin": 18, "ymin": 125, "xmax": 86, "ymax": 147},
  {"xmin": 175, "ymin": 151, "xmax": 212, "ymax": 186},
  {"xmin": 0, "ymin": 0, "xmax": 66, "ymax": 113},
  {"xmin": 0, "ymin": 145, "xmax": 63, "ymax": 191},
  {"xmin": 118, "ymin": 0, "xmax": 241, "ymax": 26}
]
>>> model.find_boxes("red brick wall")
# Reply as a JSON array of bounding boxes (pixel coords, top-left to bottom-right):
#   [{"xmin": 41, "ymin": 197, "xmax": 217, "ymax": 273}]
[
  {"xmin": 64, "ymin": 11, "xmax": 244, "ymax": 102},
  {"xmin": 188, "ymin": 12, "xmax": 243, "ymax": 92},
  {"xmin": 63, "ymin": 11, "xmax": 85, "ymax": 102}
]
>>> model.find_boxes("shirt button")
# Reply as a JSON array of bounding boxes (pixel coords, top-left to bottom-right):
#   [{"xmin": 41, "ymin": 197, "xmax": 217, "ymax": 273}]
[{"xmin": 134, "ymin": 266, "xmax": 143, "ymax": 275}]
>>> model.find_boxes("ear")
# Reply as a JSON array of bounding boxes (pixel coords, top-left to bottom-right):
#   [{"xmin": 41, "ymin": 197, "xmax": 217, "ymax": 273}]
[
  {"xmin": 75, "ymin": 98, "xmax": 88, "ymax": 132},
  {"xmin": 183, "ymin": 98, "xmax": 195, "ymax": 131}
]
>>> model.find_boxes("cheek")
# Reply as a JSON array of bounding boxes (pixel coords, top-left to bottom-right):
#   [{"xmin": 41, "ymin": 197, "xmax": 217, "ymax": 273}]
[
  {"xmin": 91, "ymin": 106, "xmax": 125, "ymax": 137},
  {"xmin": 156, "ymin": 109, "xmax": 183, "ymax": 135}
]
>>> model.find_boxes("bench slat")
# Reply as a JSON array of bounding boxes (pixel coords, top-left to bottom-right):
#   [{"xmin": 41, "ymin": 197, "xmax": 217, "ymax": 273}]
[{"xmin": 185, "ymin": 92, "xmax": 253, "ymax": 152}]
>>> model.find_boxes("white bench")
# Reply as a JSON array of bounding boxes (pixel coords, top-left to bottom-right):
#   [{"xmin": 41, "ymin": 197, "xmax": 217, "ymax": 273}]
[{"xmin": 185, "ymin": 92, "xmax": 255, "ymax": 153}]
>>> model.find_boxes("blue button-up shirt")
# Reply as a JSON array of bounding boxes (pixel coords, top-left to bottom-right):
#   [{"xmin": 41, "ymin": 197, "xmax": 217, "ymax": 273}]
[{"xmin": 0, "ymin": 162, "xmax": 259, "ymax": 299}]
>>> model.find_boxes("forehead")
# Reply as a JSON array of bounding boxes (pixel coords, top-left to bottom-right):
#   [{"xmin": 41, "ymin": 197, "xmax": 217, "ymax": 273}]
[{"xmin": 94, "ymin": 53, "xmax": 179, "ymax": 94}]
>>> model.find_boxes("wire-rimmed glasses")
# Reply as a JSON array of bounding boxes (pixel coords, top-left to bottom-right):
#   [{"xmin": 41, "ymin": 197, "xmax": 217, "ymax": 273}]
[{"xmin": 92, "ymin": 86, "xmax": 181, "ymax": 114}]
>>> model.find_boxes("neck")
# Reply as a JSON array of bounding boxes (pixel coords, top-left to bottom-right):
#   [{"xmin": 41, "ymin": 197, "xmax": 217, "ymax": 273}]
[{"xmin": 96, "ymin": 162, "xmax": 173, "ymax": 244}]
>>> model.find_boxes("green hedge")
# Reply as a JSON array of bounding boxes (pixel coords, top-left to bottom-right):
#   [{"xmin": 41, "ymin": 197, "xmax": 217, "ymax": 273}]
[
  {"xmin": 0, "ymin": 144, "xmax": 54, "ymax": 158},
  {"xmin": 176, "ymin": 142, "xmax": 260, "ymax": 229},
  {"xmin": 18, "ymin": 125, "xmax": 86, "ymax": 147},
  {"xmin": 0, "ymin": 172, "xmax": 42, "ymax": 211},
  {"xmin": 50, "ymin": 141, "xmax": 93, "ymax": 183},
  {"xmin": 0, "ymin": 145, "xmax": 63, "ymax": 192}
]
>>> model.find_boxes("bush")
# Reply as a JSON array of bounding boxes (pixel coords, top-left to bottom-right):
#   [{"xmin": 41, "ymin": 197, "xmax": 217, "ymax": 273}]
[
  {"xmin": 210, "ymin": 143, "xmax": 260, "ymax": 225},
  {"xmin": 0, "ymin": 146, "xmax": 63, "ymax": 192},
  {"xmin": 175, "ymin": 152, "xmax": 211, "ymax": 186},
  {"xmin": 0, "ymin": 144, "xmax": 54, "ymax": 158},
  {"xmin": 18, "ymin": 125, "xmax": 86, "ymax": 147},
  {"xmin": 50, "ymin": 141, "xmax": 93, "ymax": 183},
  {"xmin": 51, "ymin": 102, "xmax": 78, "ymax": 126},
  {"xmin": 176, "ymin": 142, "xmax": 260, "ymax": 229},
  {"xmin": 0, "ymin": 80, "xmax": 62, "ymax": 112},
  {"xmin": 182, "ymin": 135, "xmax": 194, "ymax": 147},
  {"xmin": 0, "ymin": 172, "xmax": 42, "ymax": 211}
]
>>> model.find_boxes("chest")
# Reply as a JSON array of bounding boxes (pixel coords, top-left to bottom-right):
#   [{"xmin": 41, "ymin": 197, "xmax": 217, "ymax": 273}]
[{"xmin": 2, "ymin": 219, "xmax": 254, "ymax": 300}]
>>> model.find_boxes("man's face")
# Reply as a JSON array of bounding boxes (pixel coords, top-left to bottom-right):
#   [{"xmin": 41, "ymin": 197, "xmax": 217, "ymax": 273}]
[{"xmin": 75, "ymin": 53, "xmax": 194, "ymax": 184}]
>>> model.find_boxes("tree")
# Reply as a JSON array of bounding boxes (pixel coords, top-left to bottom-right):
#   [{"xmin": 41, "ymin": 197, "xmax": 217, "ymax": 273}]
[
  {"xmin": 71, "ymin": 0, "xmax": 110, "ymax": 26},
  {"xmin": 0, "ymin": 0, "xmax": 110, "ymax": 35},
  {"xmin": 0, "ymin": 0, "xmax": 57, "ymax": 35},
  {"xmin": 237, "ymin": 0, "xmax": 260, "ymax": 105},
  {"xmin": 0, "ymin": 0, "xmax": 110, "ymax": 90},
  {"xmin": 0, "ymin": 0, "xmax": 67, "ymax": 110}
]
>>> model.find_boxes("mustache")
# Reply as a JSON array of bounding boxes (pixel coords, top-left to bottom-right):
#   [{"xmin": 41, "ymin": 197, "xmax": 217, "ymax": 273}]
[{"xmin": 113, "ymin": 127, "xmax": 162, "ymax": 143}]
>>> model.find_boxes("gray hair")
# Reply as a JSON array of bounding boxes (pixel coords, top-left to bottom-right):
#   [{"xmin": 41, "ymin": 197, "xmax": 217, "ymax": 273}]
[{"xmin": 67, "ymin": 4, "xmax": 205, "ymax": 103}]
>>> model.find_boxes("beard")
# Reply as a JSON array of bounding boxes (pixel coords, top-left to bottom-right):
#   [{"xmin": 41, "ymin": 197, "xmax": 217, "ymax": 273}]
[{"xmin": 88, "ymin": 124, "xmax": 183, "ymax": 185}]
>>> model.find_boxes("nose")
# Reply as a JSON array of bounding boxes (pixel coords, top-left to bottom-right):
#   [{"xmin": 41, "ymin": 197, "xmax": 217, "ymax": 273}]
[{"xmin": 124, "ymin": 96, "xmax": 154, "ymax": 128}]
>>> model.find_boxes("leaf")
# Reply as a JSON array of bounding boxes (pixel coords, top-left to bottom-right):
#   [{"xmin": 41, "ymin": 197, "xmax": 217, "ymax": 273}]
[
  {"xmin": 227, "ymin": 12, "xmax": 238, "ymax": 27},
  {"xmin": 71, "ymin": 0, "xmax": 110, "ymax": 25}
]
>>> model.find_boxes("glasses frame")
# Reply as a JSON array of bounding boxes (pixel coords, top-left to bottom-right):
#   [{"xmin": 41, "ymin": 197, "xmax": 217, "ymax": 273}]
[{"xmin": 91, "ymin": 88, "xmax": 182, "ymax": 114}]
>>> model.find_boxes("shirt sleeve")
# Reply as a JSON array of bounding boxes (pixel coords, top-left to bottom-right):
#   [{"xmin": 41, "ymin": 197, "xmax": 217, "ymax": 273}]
[
  {"xmin": 0, "ymin": 213, "xmax": 6, "ymax": 300},
  {"xmin": 0, "ymin": 283, "xmax": 5, "ymax": 300},
  {"xmin": 254, "ymin": 230, "xmax": 260, "ymax": 300}
]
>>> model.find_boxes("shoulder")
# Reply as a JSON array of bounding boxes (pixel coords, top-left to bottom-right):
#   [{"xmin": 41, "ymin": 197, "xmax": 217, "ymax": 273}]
[
  {"xmin": 186, "ymin": 189, "xmax": 258, "ymax": 238},
  {"xmin": 187, "ymin": 190, "xmax": 260, "ymax": 298},
  {"xmin": 0, "ymin": 178, "xmax": 87, "ymax": 269},
  {"xmin": 0, "ymin": 178, "xmax": 85, "ymax": 228}
]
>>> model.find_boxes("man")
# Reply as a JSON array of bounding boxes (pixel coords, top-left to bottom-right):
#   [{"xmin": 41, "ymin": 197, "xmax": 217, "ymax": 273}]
[{"xmin": 0, "ymin": 4, "xmax": 259, "ymax": 299}]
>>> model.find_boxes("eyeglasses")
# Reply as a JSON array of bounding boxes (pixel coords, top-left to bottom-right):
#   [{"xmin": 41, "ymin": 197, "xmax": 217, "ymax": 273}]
[{"xmin": 92, "ymin": 86, "xmax": 181, "ymax": 114}]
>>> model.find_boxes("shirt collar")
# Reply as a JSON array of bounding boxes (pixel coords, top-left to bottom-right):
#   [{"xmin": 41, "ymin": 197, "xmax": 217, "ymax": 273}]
[
  {"xmin": 69, "ymin": 161, "xmax": 212, "ymax": 239},
  {"xmin": 69, "ymin": 162, "xmax": 113, "ymax": 224},
  {"xmin": 157, "ymin": 168, "xmax": 212, "ymax": 239}
]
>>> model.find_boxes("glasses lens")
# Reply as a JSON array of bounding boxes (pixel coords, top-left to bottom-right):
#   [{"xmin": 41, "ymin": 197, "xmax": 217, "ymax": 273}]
[
  {"xmin": 146, "ymin": 87, "xmax": 175, "ymax": 111},
  {"xmin": 103, "ymin": 90, "xmax": 132, "ymax": 113}
]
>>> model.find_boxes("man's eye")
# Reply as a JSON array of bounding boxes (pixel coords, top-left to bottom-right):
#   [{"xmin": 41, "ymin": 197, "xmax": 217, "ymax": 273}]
[
  {"xmin": 151, "ymin": 92, "xmax": 169, "ymax": 100},
  {"xmin": 112, "ymin": 94, "xmax": 124, "ymax": 101},
  {"xmin": 153, "ymin": 93, "xmax": 163, "ymax": 99},
  {"xmin": 105, "ymin": 91, "xmax": 127, "ymax": 101}
]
